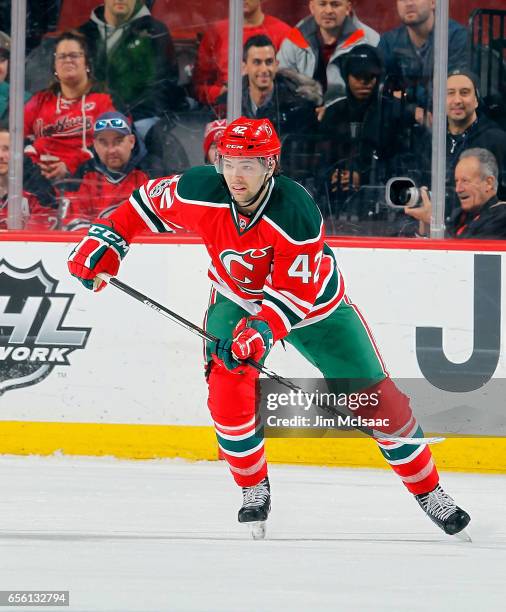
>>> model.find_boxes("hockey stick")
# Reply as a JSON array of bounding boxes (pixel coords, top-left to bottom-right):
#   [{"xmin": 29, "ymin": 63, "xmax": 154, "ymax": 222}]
[{"xmin": 97, "ymin": 273, "xmax": 444, "ymax": 446}]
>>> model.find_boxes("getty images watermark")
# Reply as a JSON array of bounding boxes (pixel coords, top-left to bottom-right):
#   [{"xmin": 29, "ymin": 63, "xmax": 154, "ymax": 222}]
[
  {"xmin": 257, "ymin": 379, "xmax": 390, "ymax": 437},
  {"xmin": 258, "ymin": 377, "xmax": 506, "ymax": 438}
]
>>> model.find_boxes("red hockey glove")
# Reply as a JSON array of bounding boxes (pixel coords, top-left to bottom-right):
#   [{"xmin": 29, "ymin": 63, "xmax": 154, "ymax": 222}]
[
  {"xmin": 231, "ymin": 317, "xmax": 274, "ymax": 363},
  {"xmin": 67, "ymin": 223, "xmax": 129, "ymax": 291}
]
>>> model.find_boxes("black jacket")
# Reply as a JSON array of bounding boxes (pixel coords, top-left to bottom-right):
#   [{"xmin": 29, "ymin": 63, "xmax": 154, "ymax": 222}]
[
  {"xmin": 216, "ymin": 70, "xmax": 319, "ymax": 138},
  {"xmin": 318, "ymin": 81, "xmax": 419, "ymax": 184},
  {"xmin": 378, "ymin": 19, "xmax": 469, "ymax": 109},
  {"xmin": 215, "ymin": 70, "xmax": 320, "ymax": 182},
  {"xmin": 447, "ymin": 195, "xmax": 506, "ymax": 239},
  {"xmin": 419, "ymin": 114, "xmax": 506, "ymax": 217},
  {"xmin": 79, "ymin": 5, "xmax": 184, "ymax": 120},
  {"xmin": 446, "ymin": 115, "xmax": 506, "ymax": 187}
]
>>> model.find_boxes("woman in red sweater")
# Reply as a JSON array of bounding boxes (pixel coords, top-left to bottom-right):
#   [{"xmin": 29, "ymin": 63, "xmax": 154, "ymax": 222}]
[{"xmin": 24, "ymin": 30, "xmax": 115, "ymax": 182}]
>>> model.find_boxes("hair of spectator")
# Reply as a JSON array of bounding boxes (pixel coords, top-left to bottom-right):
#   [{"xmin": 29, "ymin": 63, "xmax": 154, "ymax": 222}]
[
  {"xmin": 50, "ymin": 30, "xmax": 94, "ymax": 91},
  {"xmin": 459, "ymin": 147, "xmax": 499, "ymax": 190},
  {"xmin": 243, "ymin": 34, "xmax": 275, "ymax": 61}
]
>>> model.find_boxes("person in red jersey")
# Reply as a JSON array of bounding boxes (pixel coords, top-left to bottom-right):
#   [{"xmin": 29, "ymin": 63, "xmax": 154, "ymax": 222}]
[
  {"xmin": 0, "ymin": 128, "xmax": 56, "ymax": 230},
  {"xmin": 24, "ymin": 30, "xmax": 115, "ymax": 182},
  {"xmin": 67, "ymin": 117, "xmax": 470, "ymax": 540},
  {"xmin": 60, "ymin": 111, "xmax": 164, "ymax": 231},
  {"xmin": 193, "ymin": 0, "xmax": 291, "ymax": 105},
  {"xmin": 203, "ymin": 119, "xmax": 227, "ymax": 164}
]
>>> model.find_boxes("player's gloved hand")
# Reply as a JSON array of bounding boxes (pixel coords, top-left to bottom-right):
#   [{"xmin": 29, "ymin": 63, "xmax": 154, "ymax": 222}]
[
  {"xmin": 67, "ymin": 223, "xmax": 129, "ymax": 292},
  {"xmin": 231, "ymin": 317, "xmax": 274, "ymax": 363},
  {"xmin": 209, "ymin": 318, "xmax": 273, "ymax": 372},
  {"xmin": 211, "ymin": 338, "xmax": 242, "ymax": 371}
]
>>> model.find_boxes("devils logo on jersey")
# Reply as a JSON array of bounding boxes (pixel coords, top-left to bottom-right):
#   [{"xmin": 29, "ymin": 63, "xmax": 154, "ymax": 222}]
[{"xmin": 219, "ymin": 247, "xmax": 273, "ymax": 295}]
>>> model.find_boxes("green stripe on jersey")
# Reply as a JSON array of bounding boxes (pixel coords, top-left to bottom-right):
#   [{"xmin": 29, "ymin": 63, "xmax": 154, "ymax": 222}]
[
  {"xmin": 216, "ymin": 429, "xmax": 264, "ymax": 454},
  {"xmin": 131, "ymin": 189, "xmax": 169, "ymax": 233},
  {"xmin": 263, "ymin": 289, "xmax": 303, "ymax": 327},
  {"xmin": 312, "ymin": 244, "xmax": 339, "ymax": 308},
  {"xmin": 379, "ymin": 427, "xmax": 425, "ymax": 462}
]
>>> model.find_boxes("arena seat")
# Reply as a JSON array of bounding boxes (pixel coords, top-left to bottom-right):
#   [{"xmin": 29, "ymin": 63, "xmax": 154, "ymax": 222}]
[
  {"xmin": 469, "ymin": 8, "xmax": 506, "ymax": 130},
  {"xmin": 57, "ymin": 0, "xmax": 101, "ymax": 31}
]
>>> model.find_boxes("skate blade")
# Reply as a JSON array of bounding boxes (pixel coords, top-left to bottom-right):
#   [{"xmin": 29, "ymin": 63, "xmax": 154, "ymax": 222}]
[
  {"xmin": 248, "ymin": 521, "xmax": 267, "ymax": 540},
  {"xmin": 453, "ymin": 529, "xmax": 472, "ymax": 543}
]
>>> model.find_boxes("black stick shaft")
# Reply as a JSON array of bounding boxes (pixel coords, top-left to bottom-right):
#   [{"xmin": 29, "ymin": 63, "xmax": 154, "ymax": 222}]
[
  {"xmin": 102, "ymin": 275, "xmax": 443, "ymax": 445},
  {"xmin": 108, "ymin": 276, "xmax": 219, "ymax": 342},
  {"xmin": 107, "ymin": 276, "xmax": 288, "ymax": 381}
]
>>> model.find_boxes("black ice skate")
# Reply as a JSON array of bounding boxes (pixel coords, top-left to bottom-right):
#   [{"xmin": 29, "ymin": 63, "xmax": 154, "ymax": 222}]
[
  {"xmin": 238, "ymin": 476, "xmax": 270, "ymax": 540},
  {"xmin": 415, "ymin": 484, "xmax": 471, "ymax": 540}
]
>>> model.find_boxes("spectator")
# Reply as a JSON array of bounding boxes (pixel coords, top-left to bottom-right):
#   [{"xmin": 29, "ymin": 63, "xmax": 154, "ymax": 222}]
[
  {"xmin": 0, "ymin": 127, "xmax": 56, "ymax": 230},
  {"xmin": 0, "ymin": 31, "xmax": 31, "ymax": 122},
  {"xmin": 378, "ymin": 0, "xmax": 468, "ymax": 114},
  {"xmin": 24, "ymin": 30, "xmax": 115, "ymax": 182},
  {"xmin": 216, "ymin": 35, "xmax": 321, "ymax": 138},
  {"xmin": 78, "ymin": 0, "xmax": 183, "ymax": 136},
  {"xmin": 446, "ymin": 71, "xmax": 506, "ymax": 185},
  {"xmin": 405, "ymin": 148, "xmax": 506, "ymax": 238},
  {"xmin": 60, "ymin": 111, "xmax": 164, "ymax": 231},
  {"xmin": 193, "ymin": 0, "xmax": 291, "ymax": 106},
  {"xmin": 216, "ymin": 35, "xmax": 322, "ymax": 188},
  {"xmin": 317, "ymin": 44, "xmax": 419, "ymax": 233},
  {"xmin": 418, "ymin": 70, "xmax": 506, "ymax": 219},
  {"xmin": 203, "ymin": 119, "xmax": 227, "ymax": 164},
  {"xmin": 277, "ymin": 0, "xmax": 379, "ymax": 105}
]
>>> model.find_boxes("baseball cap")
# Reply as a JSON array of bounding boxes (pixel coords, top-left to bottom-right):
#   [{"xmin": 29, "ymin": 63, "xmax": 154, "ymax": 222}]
[
  {"xmin": 94, "ymin": 111, "xmax": 132, "ymax": 136},
  {"xmin": 203, "ymin": 119, "xmax": 227, "ymax": 159},
  {"xmin": 341, "ymin": 44, "xmax": 383, "ymax": 79}
]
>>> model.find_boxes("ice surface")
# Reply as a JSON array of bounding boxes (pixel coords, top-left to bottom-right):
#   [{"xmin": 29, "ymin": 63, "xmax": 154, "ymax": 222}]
[{"xmin": 0, "ymin": 456, "xmax": 505, "ymax": 612}]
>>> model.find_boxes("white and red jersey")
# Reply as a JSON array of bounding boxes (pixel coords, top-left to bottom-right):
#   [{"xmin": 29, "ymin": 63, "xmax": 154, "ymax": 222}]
[
  {"xmin": 108, "ymin": 165, "xmax": 345, "ymax": 341},
  {"xmin": 24, "ymin": 89, "xmax": 115, "ymax": 174},
  {"xmin": 0, "ymin": 191, "xmax": 57, "ymax": 231}
]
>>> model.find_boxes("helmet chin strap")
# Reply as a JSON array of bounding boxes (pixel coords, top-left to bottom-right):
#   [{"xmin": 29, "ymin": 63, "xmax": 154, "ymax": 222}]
[
  {"xmin": 221, "ymin": 171, "xmax": 272, "ymax": 212},
  {"xmin": 237, "ymin": 173, "xmax": 271, "ymax": 208}
]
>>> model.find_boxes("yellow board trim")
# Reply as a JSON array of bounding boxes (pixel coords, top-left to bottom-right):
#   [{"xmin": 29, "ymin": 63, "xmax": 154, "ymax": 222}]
[{"xmin": 1, "ymin": 421, "xmax": 505, "ymax": 473}]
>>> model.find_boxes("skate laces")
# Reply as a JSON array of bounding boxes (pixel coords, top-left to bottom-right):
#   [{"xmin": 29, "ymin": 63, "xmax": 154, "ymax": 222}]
[
  {"xmin": 242, "ymin": 478, "xmax": 270, "ymax": 508},
  {"xmin": 418, "ymin": 485, "xmax": 457, "ymax": 521}
]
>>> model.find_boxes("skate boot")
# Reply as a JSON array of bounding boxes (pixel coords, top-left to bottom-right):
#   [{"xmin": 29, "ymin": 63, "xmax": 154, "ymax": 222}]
[
  {"xmin": 238, "ymin": 477, "xmax": 270, "ymax": 540},
  {"xmin": 415, "ymin": 484, "xmax": 471, "ymax": 539}
]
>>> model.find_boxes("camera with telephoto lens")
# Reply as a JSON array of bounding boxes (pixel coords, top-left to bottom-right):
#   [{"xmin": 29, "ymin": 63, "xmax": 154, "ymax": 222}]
[{"xmin": 385, "ymin": 177, "xmax": 430, "ymax": 209}]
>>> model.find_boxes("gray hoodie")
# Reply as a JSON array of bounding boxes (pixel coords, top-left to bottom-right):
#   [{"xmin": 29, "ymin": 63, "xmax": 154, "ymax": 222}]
[{"xmin": 277, "ymin": 13, "xmax": 380, "ymax": 105}]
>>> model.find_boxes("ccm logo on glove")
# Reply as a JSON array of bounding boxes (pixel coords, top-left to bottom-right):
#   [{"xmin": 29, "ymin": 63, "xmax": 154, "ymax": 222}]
[{"xmin": 67, "ymin": 223, "xmax": 129, "ymax": 291}]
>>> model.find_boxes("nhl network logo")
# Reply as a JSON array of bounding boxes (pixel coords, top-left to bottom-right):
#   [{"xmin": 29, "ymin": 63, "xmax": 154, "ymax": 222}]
[{"xmin": 0, "ymin": 259, "xmax": 91, "ymax": 395}]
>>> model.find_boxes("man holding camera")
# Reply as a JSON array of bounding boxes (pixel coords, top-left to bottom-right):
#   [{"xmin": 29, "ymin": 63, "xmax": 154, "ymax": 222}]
[
  {"xmin": 415, "ymin": 70, "xmax": 506, "ymax": 221},
  {"xmin": 405, "ymin": 147, "xmax": 506, "ymax": 239}
]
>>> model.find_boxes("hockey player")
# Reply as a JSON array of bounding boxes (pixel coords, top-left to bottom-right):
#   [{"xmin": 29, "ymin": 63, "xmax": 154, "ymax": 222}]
[{"xmin": 67, "ymin": 117, "xmax": 470, "ymax": 540}]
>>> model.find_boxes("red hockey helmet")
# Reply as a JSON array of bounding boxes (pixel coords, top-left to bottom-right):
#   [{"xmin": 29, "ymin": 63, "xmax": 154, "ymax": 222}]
[{"xmin": 216, "ymin": 117, "xmax": 281, "ymax": 158}]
